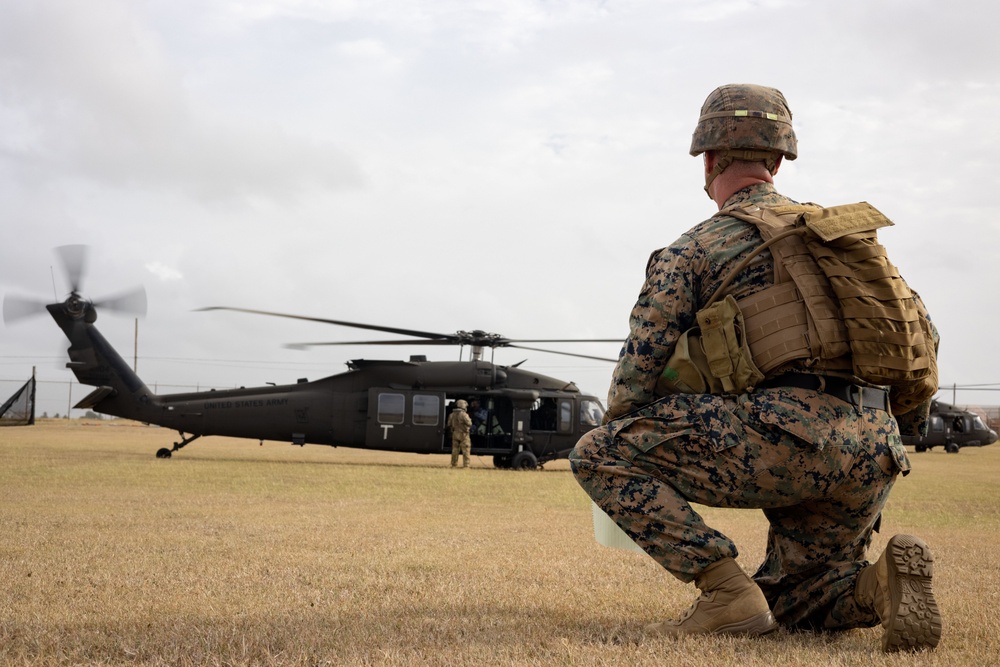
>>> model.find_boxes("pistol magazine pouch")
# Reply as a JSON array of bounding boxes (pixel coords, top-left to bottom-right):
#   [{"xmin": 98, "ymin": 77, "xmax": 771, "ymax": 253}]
[
  {"xmin": 697, "ymin": 294, "xmax": 765, "ymax": 394},
  {"xmin": 658, "ymin": 295, "xmax": 765, "ymax": 396}
]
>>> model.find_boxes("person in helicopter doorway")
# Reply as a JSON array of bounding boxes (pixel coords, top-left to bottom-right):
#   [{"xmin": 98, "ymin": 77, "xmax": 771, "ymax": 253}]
[
  {"xmin": 469, "ymin": 398, "xmax": 489, "ymax": 435},
  {"xmin": 447, "ymin": 399, "xmax": 473, "ymax": 468},
  {"xmin": 570, "ymin": 83, "xmax": 942, "ymax": 652}
]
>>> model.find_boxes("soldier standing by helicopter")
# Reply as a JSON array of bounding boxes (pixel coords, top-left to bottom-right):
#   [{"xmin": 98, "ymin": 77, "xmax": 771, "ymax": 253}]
[
  {"xmin": 447, "ymin": 399, "xmax": 473, "ymax": 468},
  {"xmin": 571, "ymin": 84, "xmax": 942, "ymax": 652}
]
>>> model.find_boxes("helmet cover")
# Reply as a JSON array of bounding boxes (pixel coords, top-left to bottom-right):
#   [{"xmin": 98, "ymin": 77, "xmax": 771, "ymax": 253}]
[{"xmin": 690, "ymin": 84, "xmax": 797, "ymax": 160}]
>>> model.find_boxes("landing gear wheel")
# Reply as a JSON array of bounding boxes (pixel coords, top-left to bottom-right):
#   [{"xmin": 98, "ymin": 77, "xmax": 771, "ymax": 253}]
[
  {"xmin": 493, "ymin": 454, "xmax": 510, "ymax": 469},
  {"xmin": 915, "ymin": 444, "xmax": 927, "ymax": 453},
  {"xmin": 945, "ymin": 442, "xmax": 960, "ymax": 454},
  {"xmin": 509, "ymin": 451, "xmax": 538, "ymax": 470},
  {"xmin": 156, "ymin": 448, "xmax": 172, "ymax": 459}
]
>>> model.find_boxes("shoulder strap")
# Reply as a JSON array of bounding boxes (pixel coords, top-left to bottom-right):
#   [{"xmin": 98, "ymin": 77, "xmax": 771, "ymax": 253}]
[{"xmin": 704, "ymin": 203, "xmax": 818, "ymax": 307}]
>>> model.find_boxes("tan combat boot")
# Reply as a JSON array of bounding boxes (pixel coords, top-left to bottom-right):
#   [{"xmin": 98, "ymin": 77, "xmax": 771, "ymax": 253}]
[
  {"xmin": 854, "ymin": 534, "xmax": 942, "ymax": 652},
  {"xmin": 645, "ymin": 558, "xmax": 777, "ymax": 638}
]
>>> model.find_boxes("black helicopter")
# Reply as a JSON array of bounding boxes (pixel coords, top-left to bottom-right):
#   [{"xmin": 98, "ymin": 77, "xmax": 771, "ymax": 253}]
[
  {"xmin": 902, "ymin": 399, "xmax": 998, "ymax": 453},
  {"xmin": 4, "ymin": 247, "xmax": 620, "ymax": 469}
]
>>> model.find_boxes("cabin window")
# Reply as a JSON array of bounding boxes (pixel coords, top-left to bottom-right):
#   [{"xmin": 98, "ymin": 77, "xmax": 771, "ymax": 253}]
[
  {"xmin": 377, "ymin": 393, "xmax": 405, "ymax": 424},
  {"xmin": 558, "ymin": 400, "xmax": 573, "ymax": 433},
  {"xmin": 530, "ymin": 397, "xmax": 558, "ymax": 431},
  {"xmin": 580, "ymin": 400, "xmax": 604, "ymax": 427},
  {"xmin": 412, "ymin": 395, "xmax": 440, "ymax": 426},
  {"xmin": 929, "ymin": 416, "xmax": 944, "ymax": 433}
]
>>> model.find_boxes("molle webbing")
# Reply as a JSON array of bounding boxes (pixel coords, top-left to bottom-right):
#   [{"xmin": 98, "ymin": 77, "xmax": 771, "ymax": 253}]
[
  {"xmin": 724, "ymin": 201, "xmax": 938, "ymax": 413},
  {"xmin": 803, "ymin": 210, "xmax": 935, "ymax": 387},
  {"xmin": 736, "ymin": 281, "xmax": 851, "ymax": 375},
  {"xmin": 726, "ymin": 203, "xmax": 851, "ymax": 376}
]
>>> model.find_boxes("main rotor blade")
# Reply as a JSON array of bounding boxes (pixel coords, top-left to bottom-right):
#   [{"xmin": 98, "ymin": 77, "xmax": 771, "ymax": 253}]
[
  {"xmin": 506, "ymin": 338, "xmax": 624, "ymax": 344},
  {"xmin": 507, "ymin": 343, "xmax": 619, "ymax": 363},
  {"xmin": 94, "ymin": 287, "xmax": 147, "ymax": 317},
  {"xmin": 56, "ymin": 244, "xmax": 88, "ymax": 293},
  {"xmin": 286, "ymin": 339, "xmax": 458, "ymax": 350},
  {"xmin": 3, "ymin": 295, "xmax": 49, "ymax": 324},
  {"xmin": 200, "ymin": 307, "xmax": 457, "ymax": 342}
]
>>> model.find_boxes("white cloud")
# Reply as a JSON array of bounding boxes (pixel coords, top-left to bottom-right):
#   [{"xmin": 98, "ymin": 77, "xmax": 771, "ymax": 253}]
[
  {"xmin": 146, "ymin": 262, "xmax": 184, "ymax": 282},
  {"xmin": 0, "ymin": 0, "xmax": 363, "ymax": 202}
]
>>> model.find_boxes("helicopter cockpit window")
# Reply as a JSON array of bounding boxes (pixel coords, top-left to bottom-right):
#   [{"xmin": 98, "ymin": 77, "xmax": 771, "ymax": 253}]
[
  {"xmin": 412, "ymin": 395, "xmax": 440, "ymax": 426},
  {"xmin": 972, "ymin": 416, "xmax": 987, "ymax": 431},
  {"xmin": 377, "ymin": 393, "xmax": 405, "ymax": 424},
  {"xmin": 580, "ymin": 400, "xmax": 604, "ymax": 427}
]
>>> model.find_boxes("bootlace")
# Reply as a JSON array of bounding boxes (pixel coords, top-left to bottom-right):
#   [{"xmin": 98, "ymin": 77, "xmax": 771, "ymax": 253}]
[{"xmin": 675, "ymin": 593, "xmax": 709, "ymax": 623}]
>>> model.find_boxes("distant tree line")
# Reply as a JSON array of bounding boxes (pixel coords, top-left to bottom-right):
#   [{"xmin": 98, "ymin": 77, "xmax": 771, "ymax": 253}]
[{"xmin": 39, "ymin": 411, "xmax": 110, "ymax": 420}]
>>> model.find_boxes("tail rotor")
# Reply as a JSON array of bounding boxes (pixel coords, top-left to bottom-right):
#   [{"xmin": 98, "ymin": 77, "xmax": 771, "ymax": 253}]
[{"xmin": 3, "ymin": 245, "xmax": 147, "ymax": 326}]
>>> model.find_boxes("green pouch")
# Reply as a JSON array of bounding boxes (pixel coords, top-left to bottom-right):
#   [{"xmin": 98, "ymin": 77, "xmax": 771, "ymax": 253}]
[
  {"xmin": 696, "ymin": 294, "xmax": 764, "ymax": 394},
  {"xmin": 656, "ymin": 328, "xmax": 714, "ymax": 395}
]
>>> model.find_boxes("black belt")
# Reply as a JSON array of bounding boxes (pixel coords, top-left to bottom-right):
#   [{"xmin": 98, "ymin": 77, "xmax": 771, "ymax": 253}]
[{"xmin": 759, "ymin": 373, "xmax": 889, "ymax": 411}]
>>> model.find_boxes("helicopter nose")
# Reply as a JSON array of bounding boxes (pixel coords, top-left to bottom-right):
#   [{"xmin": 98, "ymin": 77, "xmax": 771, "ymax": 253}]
[{"xmin": 988, "ymin": 429, "xmax": 999, "ymax": 446}]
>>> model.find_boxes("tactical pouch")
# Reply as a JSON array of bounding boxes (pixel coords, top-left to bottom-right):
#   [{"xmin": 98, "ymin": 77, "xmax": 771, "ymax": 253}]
[
  {"xmin": 657, "ymin": 295, "xmax": 764, "ymax": 396},
  {"xmin": 697, "ymin": 294, "xmax": 765, "ymax": 394},
  {"xmin": 656, "ymin": 328, "xmax": 716, "ymax": 395}
]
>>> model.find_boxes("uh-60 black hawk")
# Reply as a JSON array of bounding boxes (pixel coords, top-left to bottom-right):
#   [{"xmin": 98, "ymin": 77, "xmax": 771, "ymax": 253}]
[
  {"xmin": 902, "ymin": 399, "xmax": 998, "ymax": 453},
  {"xmin": 4, "ymin": 246, "xmax": 619, "ymax": 469}
]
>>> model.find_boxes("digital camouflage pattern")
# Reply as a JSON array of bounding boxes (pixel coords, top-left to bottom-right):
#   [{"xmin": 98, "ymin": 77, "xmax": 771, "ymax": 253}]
[
  {"xmin": 571, "ymin": 181, "xmax": 924, "ymax": 630},
  {"xmin": 689, "ymin": 83, "xmax": 798, "ymax": 159},
  {"xmin": 572, "ymin": 387, "xmax": 905, "ymax": 629},
  {"xmin": 605, "ymin": 182, "xmax": 794, "ymax": 421}
]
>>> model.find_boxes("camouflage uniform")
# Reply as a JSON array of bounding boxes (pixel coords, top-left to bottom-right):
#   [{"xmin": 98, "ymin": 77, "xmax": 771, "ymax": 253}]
[
  {"xmin": 448, "ymin": 405, "xmax": 472, "ymax": 468},
  {"xmin": 571, "ymin": 182, "xmax": 916, "ymax": 630}
]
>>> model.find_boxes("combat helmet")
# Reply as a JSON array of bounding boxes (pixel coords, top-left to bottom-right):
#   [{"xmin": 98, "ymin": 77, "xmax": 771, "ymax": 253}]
[
  {"xmin": 455, "ymin": 399, "xmax": 468, "ymax": 410},
  {"xmin": 690, "ymin": 84, "xmax": 797, "ymax": 196}
]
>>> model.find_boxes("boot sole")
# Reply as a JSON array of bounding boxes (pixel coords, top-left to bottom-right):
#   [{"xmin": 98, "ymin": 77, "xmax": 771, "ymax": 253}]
[
  {"xmin": 644, "ymin": 610, "xmax": 778, "ymax": 638},
  {"xmin": 715, "ymin": 610, "xmax": 779, "ymax": 637},
  {"xmin": 882, "ymin": 535, "xmax": 942, "ymax": 652}
]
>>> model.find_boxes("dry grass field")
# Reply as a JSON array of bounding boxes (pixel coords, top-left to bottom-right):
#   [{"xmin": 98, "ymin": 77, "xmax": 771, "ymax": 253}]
[{"xmin": 1, "ymin": 419, "xmax": 998, "ymax": 666}]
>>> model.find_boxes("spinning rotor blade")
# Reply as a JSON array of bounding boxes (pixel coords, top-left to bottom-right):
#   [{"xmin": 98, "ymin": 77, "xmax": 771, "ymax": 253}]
[
  {"xmin": 286, "ymin": 339, "xmax": 621, "ymax": 362},
  {"xmin": 56, "ymin": 244, "xmax": 88, "ymax": 293},
  {"xmin": 6, "ymin": 245, "xmax": 147, "ymax": 324},
  {"xmin": 506, "ymin": 338, "xmax": 623, "ymax": 344},
  {"xmin": 202, "ymin": 306, "xmax": 623, "ymax": 360},
  {"xmin": 3, "ymin": 295, "xmax": 49, "ymax": 324},
  {"xmin": 93, "ymin": 287, "xmax": 147, "ymax": 317},
  {"xmin": 286, "ymin": 339, "xmax": 460, "ymax": 350},
  {"xmin": 200, "ymin": 307, "xmax": 458, "ymax": 342},
  {"xmin": 507, "ymin": 344, "xmax": 619, "ymax": 363}
]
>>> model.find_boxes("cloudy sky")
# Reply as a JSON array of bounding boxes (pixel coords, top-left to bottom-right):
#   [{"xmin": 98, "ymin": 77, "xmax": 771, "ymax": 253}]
[{"xmin": 2, "ymin": 0, "xmax": 999, "ymax": 419}]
